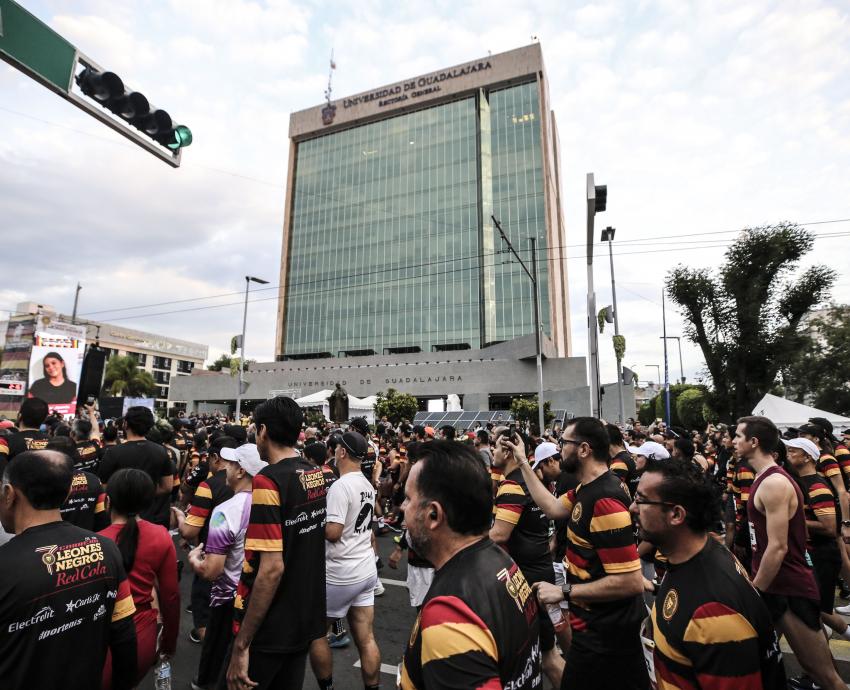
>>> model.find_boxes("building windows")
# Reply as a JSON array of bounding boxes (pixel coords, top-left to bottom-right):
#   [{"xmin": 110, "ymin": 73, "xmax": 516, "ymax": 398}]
[
  {"xmin": 176, "ymin": 360, "xmax": 194, "ymax": 374},
  {"xmin": 130, "ymin": 352, "xmax": 147, "ymax": 366},
  {"xmin": 153, "ymin": 371, "xmax": 170, "ymax": 385},
  {"xmin": 152, "ymin": 356, "xmax": 171, "ymax": 370}
]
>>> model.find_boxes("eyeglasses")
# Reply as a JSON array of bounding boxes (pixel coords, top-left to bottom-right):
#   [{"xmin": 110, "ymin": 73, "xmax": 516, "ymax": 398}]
[
  {"xmin": 633, "ymin": 496, "xmax": 676, "ymax": 508},
  {"xmin": 558, "ymin": 438, "xmax": 582, "ymax": 448}
]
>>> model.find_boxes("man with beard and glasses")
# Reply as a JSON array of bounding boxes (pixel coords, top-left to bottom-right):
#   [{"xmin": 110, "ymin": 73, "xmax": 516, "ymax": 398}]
[
  {"xmin": 629, "ymin": 458, "xmax": 785, "ymax": 690},
  {"xmin": 509, "ymin": 417, "xmax": 647, "ymax": 690},
  {"xmin": 399, "ymin": 441, "xmax": 541, "ymax": 690}
]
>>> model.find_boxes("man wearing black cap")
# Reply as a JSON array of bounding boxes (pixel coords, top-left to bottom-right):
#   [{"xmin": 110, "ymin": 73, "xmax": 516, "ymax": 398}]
[
  {"xmin": 311, "ymin": 432, "xmax": 381, "ymax": 690},
  {"xmin": 98, "ymin": 406, "xmax": 173, "ymax": 527}
]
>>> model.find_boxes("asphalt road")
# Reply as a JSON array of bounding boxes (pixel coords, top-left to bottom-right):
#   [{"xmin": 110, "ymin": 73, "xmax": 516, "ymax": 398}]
[{"xmin": 155, "ymin": 530, "xmax": 850, "ymax": 689}]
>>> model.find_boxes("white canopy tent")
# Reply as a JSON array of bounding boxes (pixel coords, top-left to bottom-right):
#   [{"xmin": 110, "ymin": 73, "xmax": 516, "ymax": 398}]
[
  {"xmin": 293, "ymin": 389, "xmax": 377, "ymax": 425},
  {"xmin": 751, "ymin": 394, "xmax": 850, "ymax": 430}
]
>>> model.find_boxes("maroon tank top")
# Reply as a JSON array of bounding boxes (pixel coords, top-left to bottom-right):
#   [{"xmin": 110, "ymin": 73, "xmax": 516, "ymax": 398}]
[{"xmin": 747, "ymin": 464, "xmax": 819, "ymax": 600}]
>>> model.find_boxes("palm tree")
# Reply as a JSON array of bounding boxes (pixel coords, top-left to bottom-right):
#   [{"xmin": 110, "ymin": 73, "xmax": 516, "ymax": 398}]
[{"xmin": 102, "ymin": 355, "xmax": 157, "ymax": 397}]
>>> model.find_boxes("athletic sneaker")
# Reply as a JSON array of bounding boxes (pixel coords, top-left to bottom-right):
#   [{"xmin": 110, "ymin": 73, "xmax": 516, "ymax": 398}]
[
  {"xmin": 328, "ymin": 631, "xmax": 351, "ymax": 648},
  {"xmin": 835, "ymin": 603, "xmax": 850, "ymax": 615},
  {"xmin": 374, "ymin": 579, "xmax": 385, "ymax": 597},
  {"xmin": 188, "ymin": 628, "xmax": 202, "ymax": 644},
  {"xmin": 788, "ymin": 675, "xmax": 821, "ymax": 690}
]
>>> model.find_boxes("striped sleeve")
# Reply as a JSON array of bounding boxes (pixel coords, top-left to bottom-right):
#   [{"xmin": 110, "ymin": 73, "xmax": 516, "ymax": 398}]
[
  {"xmin": 590, "ymin": 497, "xmax": 640, "ymax": 574},
  {"xmin": 609, "ymin": 459, "xmax": 628, "ymax": 481},
  {"xmin": 186, "ymin": 481, "xmax": 213, "ymax": 527},
  {"xmin": 837, "ymin": 446, "xmax": 850, "ymax": 486},
  {"xmin": 494, "ymin": 479, "xmax": 527, "ymax": 526},
  {"xmin": 682, "ymin": 601, "xmax": 764, "ymax": 689},
  {"xmin": 558, "ymin": 488, "xmax": 576, "ymax": 513},
  {"xmin": 245, "ymin": 473, "xmax": 283, "ymax": 552},
  {"xmin": 817, "ymin": 454, "xmax": 841, "ymax": 480},
  {"xmin": 419, "ymin": 595, "xmax": 500, "ymax": 690},
  {"xmin": 808, "ymin": 481, "xmax": 837, "ymax": 519},
  {"xmin": 111, "ymin": 577, "xmax": 136, "ymax": 623}
]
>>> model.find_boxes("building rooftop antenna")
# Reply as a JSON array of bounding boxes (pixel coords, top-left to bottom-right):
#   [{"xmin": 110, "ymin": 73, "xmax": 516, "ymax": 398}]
[{"xmin": 324, "ymin": 49, "xmax": 336, "ymax": 106}]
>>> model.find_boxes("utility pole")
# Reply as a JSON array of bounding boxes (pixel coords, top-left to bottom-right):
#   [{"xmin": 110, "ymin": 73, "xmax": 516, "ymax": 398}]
[
  {"xmin": 492, "ymin": 216, "xmax": 544, "ymax": 435},
  {"xmin": 71, "ymin": 282, "xmax": 82, "ymax": 324},
  {"xmin": 601, "ymin": 227, "xmax": 625, "ymax": 425},
  {"xmin": 662, "ymin": 289, "xmax": 671, "ymax": 425},
  {"xmin": 586, "ymin": 174, "xmax": 606, "ymax": 418}
]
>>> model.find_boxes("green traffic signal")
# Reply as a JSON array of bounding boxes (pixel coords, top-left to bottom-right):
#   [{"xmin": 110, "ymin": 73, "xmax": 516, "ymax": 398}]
[{"xmin": 169, "ymin": 124, "xmax": 192, "ymax": 150}]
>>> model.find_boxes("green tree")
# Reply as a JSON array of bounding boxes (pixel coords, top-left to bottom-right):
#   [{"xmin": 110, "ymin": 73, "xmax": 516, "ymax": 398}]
[
  {"xmin": 782, "ymin": 304, "xmax": 850, "ymax": 416},
  {"xmin": 102, "ymin": 355, "xmax": 157, "ymax": 397},
  {"xmin": 509, "ymin": 396, "xmax": 554, "ymax": 434},
  {"xmin": 676, "ymin": 388, "xmax": 709, "ymax": 430},
  {"xmin": 374, "ymin": 388, "xmax": 419, "ymax": 426},
  {"xmin": 666, "ymin": 223, "xmax": 835, "ymax": 422},
  {"xmin": 637, "ymin": 400, "xmax": 656, "ymax": 426},
  {"xmin": 207, "ymin": 354, "xmax": 254, "ymax": 373},
  {"xmin": 653, "ymin": 383, "xmax": 710, "ymax": 427}
]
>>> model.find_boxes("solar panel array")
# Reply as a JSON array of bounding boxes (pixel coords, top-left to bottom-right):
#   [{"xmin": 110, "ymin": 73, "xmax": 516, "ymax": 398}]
[{"xmin": 411, "ymin": 410, "xmax": 573, "ymax": 429}]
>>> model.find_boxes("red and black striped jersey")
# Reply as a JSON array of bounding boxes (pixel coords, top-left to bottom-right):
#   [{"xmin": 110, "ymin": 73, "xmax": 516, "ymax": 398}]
[
  {"xmin": 494, "ymin": 469, "xmax": 554, "ymax": 585},
  {"xmin": 836, "ymin": 443, "xmax": 850, "ymax": 489},
  {"xmin": 233, "ymin": 455, "xmax": 327, "ymax": 653},
  {"xmin": 185, "ymin": 470, "xmax": 233, "ymax": 542},
  {"xmin": 558, "ymin": 470, "xmax": 644, "ymax": 652},
  {"xmin": 652, "ymin": 537, "xmax": 785, "ymax": 690},
  {"xmin": 608, "ymin": 450, "xmax": 637, "ymax": 498},
  {"xmin": 817, "ymin": 453, "xmax": 843, "ymax": 490},
  {"xmin": 794, "ymin": 472, "xmax": 840, "ymax": 551},
  {"xmin": 401, "ymin": 538, "xmax": 541, "ymax": 690}
]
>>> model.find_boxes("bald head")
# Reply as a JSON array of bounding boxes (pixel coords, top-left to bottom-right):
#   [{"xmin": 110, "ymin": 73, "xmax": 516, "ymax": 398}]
[{"xmin": 4, "ymin": 450, "xmax": 73, "ymax": 510}]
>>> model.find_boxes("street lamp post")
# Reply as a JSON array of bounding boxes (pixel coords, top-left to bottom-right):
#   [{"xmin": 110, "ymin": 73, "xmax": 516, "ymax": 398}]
[
  {"xmin": 660, "ymin": 336, "xmax": 685, "ymax": 384},
  {"xmin": 236, "ymin": 275, "xmax": 269, "ymax": 419},
  {"xmin": 645, "ymin": 364, "xmax": 661, "ymax": 386},
  {"xmin": 601, "ymin": 226, "xmax": 624, "ymax": 425},
  {"xmin": 586, "ymin": 174, "xmax": 607, "ymax": 418}
]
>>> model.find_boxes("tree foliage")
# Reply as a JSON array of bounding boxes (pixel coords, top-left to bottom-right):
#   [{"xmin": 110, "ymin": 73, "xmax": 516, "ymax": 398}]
[
  {"xmin": 666, "ymin": 223, "xmax": 835, "ymax": 422},
  {"xmin": 374, "ymin": 388, "xmax": 418, "ymax": 426},
  {"xmin": 510, "ymin": 396, "xmax": 555, "ymax": 434},
  {"xmin": 675, "ymin": 388, "xmax": 711, "ymax": 430},
  {"xmin": 649, "ymin": 384, "xmax": 713, "ymax": 428},
  {"xmin": 102, "ymin": 355, "xmax": 157, "ymax": 397},
  {"xmin": 782, "ymin": 304, "xmax": 850, "ymax": 416},
  {"xmin": 207, "ymin": 354, "xmax": 254, "ymax": 374},
  {"xmin": 637, "ymin": 401, "xmax": 655, "ymax": 426}
]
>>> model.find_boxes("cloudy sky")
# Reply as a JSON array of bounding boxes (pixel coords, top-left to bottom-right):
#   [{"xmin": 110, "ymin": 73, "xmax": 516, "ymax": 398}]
[{"xmin": 2, "ymin": 0, "xmax": 849, "ymax": 389}]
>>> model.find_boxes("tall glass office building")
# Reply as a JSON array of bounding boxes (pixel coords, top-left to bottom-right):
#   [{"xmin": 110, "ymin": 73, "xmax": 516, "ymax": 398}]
[{"xmin": 276, "ymin": 44, "xmax": 570, "ymax": 360}]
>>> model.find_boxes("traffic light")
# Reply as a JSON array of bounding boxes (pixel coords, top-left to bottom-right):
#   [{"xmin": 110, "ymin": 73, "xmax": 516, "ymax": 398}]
[
  {"xmin": 594, "ymin": 184, "xmax": 607, "ymax": 213},
  {"xmin": 75, "ymin": 67, "xmax": 192, "ymax": 151}
]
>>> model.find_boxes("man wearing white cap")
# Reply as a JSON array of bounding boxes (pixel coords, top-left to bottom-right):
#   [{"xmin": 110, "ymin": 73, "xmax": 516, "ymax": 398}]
[
  {"xmin": 188, "ymin": 444, "xmax": 267, "ymax": 689},
  {"xmin": 784, "ymin": 438, "xmax": 850, "ymax": 639}
]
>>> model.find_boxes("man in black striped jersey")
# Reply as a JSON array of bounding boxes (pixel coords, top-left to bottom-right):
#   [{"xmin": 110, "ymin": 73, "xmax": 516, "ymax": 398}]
[{"xmin": 400, "ymin": 441, "xmax": 541, "ymax": 690}]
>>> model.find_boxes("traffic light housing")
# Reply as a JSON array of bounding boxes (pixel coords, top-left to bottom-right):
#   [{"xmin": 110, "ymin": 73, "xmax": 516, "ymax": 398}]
[
  {"xmin": 594, "ymin": 185, "xmax": 607, "ymax": 213},
  {"xmin": 75, "ymin": 66, "xmax": 192, "ymax": 152}
]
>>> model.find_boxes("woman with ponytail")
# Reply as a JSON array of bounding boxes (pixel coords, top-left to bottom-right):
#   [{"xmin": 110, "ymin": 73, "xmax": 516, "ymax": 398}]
[{"xmin": 99, "ymin": 468, "xmax": 180, "ymax": 689}]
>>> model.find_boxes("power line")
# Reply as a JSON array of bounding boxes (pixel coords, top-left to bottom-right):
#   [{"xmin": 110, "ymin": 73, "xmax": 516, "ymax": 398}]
[
  {"xmin": 95, "ymin": 231, "xmax": 850, "ymax": 323},
  {"xmin": 82, "ymin": 227, "xmax": 850, "ymax": 318}
]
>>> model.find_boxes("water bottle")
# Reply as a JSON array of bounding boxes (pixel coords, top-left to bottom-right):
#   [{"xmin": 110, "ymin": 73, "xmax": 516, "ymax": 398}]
[
  {"xmin": 545, "ymin": 603, "xmax": 568, "ymax": 633},
  {"xmin": 154, "ymin": 657, "xmax": 171, "ymax": 690}
]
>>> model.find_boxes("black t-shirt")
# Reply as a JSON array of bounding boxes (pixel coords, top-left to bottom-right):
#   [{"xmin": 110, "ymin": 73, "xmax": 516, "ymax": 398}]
[
  {"xmin": 234, "ymin": 455, "xmax": 327, "ymax": 653},
  {"xmin": 401, "ymin": 538, "xmax": 541, "ymax": 689},
  {"xmin": 361, "ymin": 441, "xmax": 378, "ymax": 484},
  {"xmin": 27, "ymin": 378, "xmax": 77, "ymax": 404},
  {"xmin": 654, "ymin": 537, "xmax": 785, "ymax": 689},
  {"xmin": 99, "ymin": 440, "xmax": 172, "ymax": 527},
  {"xmin": 494, "ymin": 468, "xmax": 554, "ymax": 585},
  {"xmin": 553, "ymin": 471, "xmax": 579, "ymax": 562},
  {"xmin": 61, "ymin": 471, "xmax": 110, "ymax": 532},
  {"xmin": 6, "ymin": 429, "xmax": 50, "ymax": 461},
  {"xmin": 75, "ymin": 439, "xmax": 101, "ymax": 473},
  {"xmin": 0, "ymin": 521, "xmax": 137, "ymax": 690}
]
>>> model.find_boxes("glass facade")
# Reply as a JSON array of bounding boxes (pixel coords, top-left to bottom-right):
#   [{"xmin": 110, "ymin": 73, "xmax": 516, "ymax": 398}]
[{"xmin": 283, "ymin": 79, "xmax": 548, "ymax": 357}]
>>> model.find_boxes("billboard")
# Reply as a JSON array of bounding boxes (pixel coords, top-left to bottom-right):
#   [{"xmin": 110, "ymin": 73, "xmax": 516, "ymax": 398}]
[
  {"xmin": 0, "ymin": 317, "xmax": 36, "ymax": 420},
  {"xmin": 27, "ymin": 321, "xmax": 87, "ymax": 415}
]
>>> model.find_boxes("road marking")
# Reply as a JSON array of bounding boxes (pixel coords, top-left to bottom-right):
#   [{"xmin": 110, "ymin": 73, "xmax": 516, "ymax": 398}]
[
  {"xmin": 379, "ymin": 577, "xmax": 407, "ymax": 587},
  {"xmin": 353, "ymin": 660, "xmax": 399, "ymax": 676},
  {"xmin": 781, "ymin": 637, "xmax": 850, "ymax": 662}
]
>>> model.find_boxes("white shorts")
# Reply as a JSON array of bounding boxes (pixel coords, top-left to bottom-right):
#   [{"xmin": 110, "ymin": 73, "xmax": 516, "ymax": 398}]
[
  {"xmin": 407, "ymin": 565, "xmax": 434, "ymax": 608},
  {"xmin": 327, "ymin": 573, "xmax": 378, "ymax": 618}
]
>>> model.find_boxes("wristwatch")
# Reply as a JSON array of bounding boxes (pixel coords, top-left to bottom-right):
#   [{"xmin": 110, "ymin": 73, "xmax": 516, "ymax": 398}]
[{"xmin": 561, "ymin": 582, "xmax": 572, "ymax": 603}]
